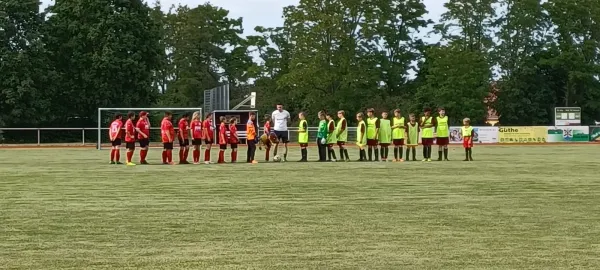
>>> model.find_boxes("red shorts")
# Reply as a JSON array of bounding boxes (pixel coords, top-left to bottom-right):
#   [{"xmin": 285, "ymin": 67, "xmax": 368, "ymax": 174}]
[
  {"xmin": 299, "ymin": 143, "xmax": 308, "ymax": 147},
  {"xmin": 337, "ymin": 141, "xmax": 346, "ymax": 146},
  {"xmin": 367, "ymin": 139, "xmax": 378, "ymax": 146},
  {"xmin": 463, "ymin": 137, "xmax": 473, "ymax": 148},
  {"xmin": 436, "ymin": 137, "xmax": 449, "ymax": 145},
  {"xmin": 393, "ymin": 139, "xmax": 404, "ymax": 146},
  {"xmin": 379, "ymin": 143, "xmax": 390, "ymax": 147},
  {"xmin": 421, "ymin": 138, "xmax": 434, "ymax": 146},
  {"xmin": 327, "ymin": 144, "xmax": 335, "ymax": 148}
]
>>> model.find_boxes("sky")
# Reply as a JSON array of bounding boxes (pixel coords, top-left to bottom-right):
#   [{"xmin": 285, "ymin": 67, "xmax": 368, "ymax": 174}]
[{"xmin": 40, "ymin": 0, "xmax": 447, "ymax": 37}]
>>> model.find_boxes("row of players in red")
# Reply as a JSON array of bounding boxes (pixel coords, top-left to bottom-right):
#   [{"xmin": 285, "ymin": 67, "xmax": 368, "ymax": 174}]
[{"xmin": 108, "ymin": 111, "xmax": 263, "ymax": 165}]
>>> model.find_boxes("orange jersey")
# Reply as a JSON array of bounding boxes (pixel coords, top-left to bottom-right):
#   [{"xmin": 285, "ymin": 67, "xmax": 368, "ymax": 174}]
[
  {"xmin": 178, "ymin": 118, "xmax": 189, "ymax": 140},
  {"xmin": 109, "ymin": 120, "xmax": 123, "ymax": 140},
  {"xmin": 218, "ymin": 123, "xmax": 227, "ymax": 145},
  {"xmin": 136, "ymin": 118, "xmax": 150, "ymax": 140},
  {"xmin": 247, "ymin": 120, "xmax": 257, "ymax": 140},
  {"xmin": 229, "ymin": 124, "xmax": 238, "ymax": 144},
  {"xmin": 190, "ymin": 120, "xmax": 203, "ymax": 139},
  {"xmin": 125, "ymin": 119, "xmax": 136, "ymax": 143},
  {"xmin": 160, "ymin": 117, "xmax": 175, "ymax": 143}
]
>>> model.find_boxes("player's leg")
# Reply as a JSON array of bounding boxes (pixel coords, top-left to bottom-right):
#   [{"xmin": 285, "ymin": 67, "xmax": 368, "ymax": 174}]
[
  {"xmin": 230, "ymin": 144, "xmax": 237, "ymax": 163},
  {"xmin": 163, "ymin": 142, "xmax": 174, "ymax": 164},
  {"xmin": 113, "ymin": 139, "xmax": 122, "ymax": 164},
  {"xmin": 265, "ymin": 142, "xmax": 271, "ymax": 161},
  {"xmin": 328, "ymin": 143, "xmax": 337, "ymax": 161},
  {"xmin": 218, "ymin": 144, "xmax": 226, "ymax": 163},
  {"xmin": 393, "ymin": 140, "xmax": 399, "ymax": 161},
  {"xmin": 110, "ymin": 140, "xmax": 117, "ymax": 164},
  {"xmin": 338, "ymin": 142, "xmax": 344, "ymax": 162},
  {"xmin": 398, "ymin": 139, "xmax": 404, "ymax": 161},
  {"xmin": 250, "ymin": 141, "xmax": 257, "ymax": 163},
  {"xmin": 192, "ymin": 140, "xmax": 201, "ymax": 164},
  {"xmin": 374, "ymin": 141, "xmax": 379, "ymax": 161},
  {"xmin": 126, "ymin": 142, "xmax": 136, "ymax": 166},
  {"xmin": 204, "ymin": 140, "xmax": 212, "ymax": 164},
  {"xmin": 140, "ymin": 139, "xmax": 149, "ymax": 164},
  {"xmin": 411, "ymin": 146, "xmax": 417, "ymax": 161},
  {"xmin": 183, "ymin": 140, "xmax": 190, "ymax": 164},
  {"xmin": 437, "ymin": 144, "xmax": 443, "ymax": 161}
]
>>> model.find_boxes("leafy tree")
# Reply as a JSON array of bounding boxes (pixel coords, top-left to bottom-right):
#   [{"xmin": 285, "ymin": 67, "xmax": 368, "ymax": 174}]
[{"xmin": 44, "ymin": 0, "xmax": 163, "ymax": 123}]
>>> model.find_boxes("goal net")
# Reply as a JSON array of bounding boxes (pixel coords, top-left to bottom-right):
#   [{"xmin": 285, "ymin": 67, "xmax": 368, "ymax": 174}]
[{"xmin": 97, "ymin": 107, "xmax": 202, "ymax": 150}]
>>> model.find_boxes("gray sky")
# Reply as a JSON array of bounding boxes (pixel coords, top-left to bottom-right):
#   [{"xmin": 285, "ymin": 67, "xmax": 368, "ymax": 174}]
[{"xmin": 41, "ymin": 0, "xmax": 446, "ymax": 36}]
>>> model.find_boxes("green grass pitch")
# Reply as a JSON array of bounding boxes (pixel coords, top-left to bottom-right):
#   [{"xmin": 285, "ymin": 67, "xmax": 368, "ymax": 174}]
[{"xmin": 1, "ymin": 145, "xmax": 599, "ymax": 269}]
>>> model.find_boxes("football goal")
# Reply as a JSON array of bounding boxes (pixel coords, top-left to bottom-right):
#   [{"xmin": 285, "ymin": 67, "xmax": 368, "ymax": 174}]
[{"xmin": 97, "ymin": 107, "xmax": 202, "ymax": 150}]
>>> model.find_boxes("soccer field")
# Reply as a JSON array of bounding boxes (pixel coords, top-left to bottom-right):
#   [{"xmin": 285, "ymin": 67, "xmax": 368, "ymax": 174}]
[{"xmin": 1, "ymin": 145, "xmax": 599, "ymax": 269}]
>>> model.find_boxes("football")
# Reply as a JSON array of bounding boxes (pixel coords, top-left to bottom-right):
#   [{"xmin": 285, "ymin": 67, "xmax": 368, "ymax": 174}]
[{"xmin": 273, "ymin": 155, "xmax": 282, "ymax": 162}]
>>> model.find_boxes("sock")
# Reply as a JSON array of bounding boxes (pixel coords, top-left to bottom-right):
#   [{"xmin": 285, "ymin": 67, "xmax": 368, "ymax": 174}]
[
  {"xmin": 204, "ymin": 149, "xmax": 211, "ymax": 162},
  {"xmin": 399, "ymin": 147, "xmax": 403, "ymax": 159},
  {"xmin": 265, "ymin": 148, "xmax": 270, "ymax": 161},
  {"xmin": 284, "ymin": 148, "xmax": 288, "ymax": 160},
  {"xmin": 405, "ymin": 148, "xmax": 409, "ymax": 160},
  {"xmin": 328, "ymin": 149, "xmax": 332, "ymax": 160},
  {"xmin": 339, "ymin": 149, "xmax": 344, "ymax": 160},
  {"xmin": 110, "ymin": 149, "xmax": 115, "ymax": 161},
  {"xmin": 167, "ymin": 150, "xmax": 173, "ymax": 163},
  {"xmin": 115, "ymin": 149, "xmax": 120, "ymax": 162},
  {"xmin": 344, "ymin": 149, "xmax": 349, "ymax": 160},
  {"xmin": 193, "ymin": 149, "xmax": 199, "ymax": 162},
  {"xmin": 368, "ymin": 148, "xmax": 373, "ymax": 161},
  {"xmin": 331, "ymin": 149, "xmax": 337, "ymax": 160},
  {"xmin": 126, "ymin": 151, "xmax": 133, "ymax": 163},
  {"xmin": 444, "ymin": 148, "xmax": 448, "ymax": 160},
  {"xmin": 218, "ymin": 151, "xmax": 225, "ymax": 163},
  {"xmin": 412, "ymin": 148, "xmax": 416, "ymax": 160},
  {"xmin": 429, "ymin": 146, "xmax": 433, "ymax": 159},
  {"xmin": 469, "ymin": 148, "xmax": 473, "ymax": 160},
  {"xmin": 438, "ymin": 150, "xmax": 442, "ymax": 160},
  {"xmin": 374, "ymin": 149, "xmax": 379, "ymax": 161},
  {"xmin": 162, "ymin": 150, "xmax": 167, "ymax": 163},
  {"xmin": 394, "ymin": 147, "xmax": 398, "ymax": 160},
  {"xmin": 385, "ymin": 147, "xmax": 389, "ymax": 159},
  {"xmin": 184, "ymin": 148, "xmax": 189, "ymax": 161},
  {"xmin": 179, "ymin": 149, "xmax": 184, "ymax": 162},
  {"xmin": 465, "ymin": 148, "xmax": 469, "ymax": 160},
  {"xmin": 140, "ymin": 149, "xmax": 147, "ymax": 162},
  {"xmin": 231, "ymin": 151, "xmax": 237, "ymax": 162},
  {"xmin": 422, "ymin": 147, "xmax": 427, "ymax": 159}
]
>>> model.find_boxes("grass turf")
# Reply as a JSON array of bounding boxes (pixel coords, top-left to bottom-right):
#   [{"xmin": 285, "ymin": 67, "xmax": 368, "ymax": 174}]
[{"xmin": 0, "ymin": 145, "xmax": 599, "ymax": 269}]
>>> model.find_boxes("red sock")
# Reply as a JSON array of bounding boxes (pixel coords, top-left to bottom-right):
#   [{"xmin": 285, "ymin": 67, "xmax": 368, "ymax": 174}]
[
  {"xmin": 265, "ymin": 148, "xmax": 270, "ymax": 161},
  {"xmin": 110, "ymin": 149, "xmax": 115, "ymax": 161},
  {"xmin": 115, "ymin": 149, "xmax": 120, "ymax": 162},
  {"xmin": 204, "ymin": 149, "xmax": 211, "ymax": 162},
  {"xmin": 162, "ymin": 151, "xmax": 167, "ymax": 163},
  {"xmin": 231, "ymin": 151, "xmax": 237, "ymax": 162},
  {"xmin": 127, "ymin": 151, "xmax": 133, "ymax": 163},
  {"xmin": 193, "ymin": 149, "xmax": 199, "ymax": 162},
  {"xmin": 179, "ymin": 149, "xmax": 184, "ymax": 162},
  {"xmin": 167, "ymin": 150, "xmax": 173, "ymax": 163},
  {"xmin": 140, "ymin": 149, "xmax": 147, "ymax": 162},
  {"xmin": 218, "ymin": 151, "xmax": 224, "ymax": 163},
  {"xmin": 184, "ymin": 148, "xmax": 189, "ymax": 161}
]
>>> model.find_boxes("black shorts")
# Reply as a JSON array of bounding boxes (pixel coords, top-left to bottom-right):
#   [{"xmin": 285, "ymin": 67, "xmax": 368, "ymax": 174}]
[
  {"xmin": 219, "ymin": 144, "xmax": 227, "ymax": 150},
  {"xmin": 163, "ymin": 142, "xmax": 174, "ymax": 150},
  {"xmin": 126, "ymin": 142, "xmax": 136, "ymax": 150},
  {"xmin": 204, "ymin": 139, "xmax": 214, "ymax": 145},
  {"xmin": 274, "ymin": 130, "xmax": 289, "ymax": 143},
  {"xmin": 138, "ymin": 138, "xmax": 149, "ymax": 148},
  {"xmin": 230, "ymin": 143, "xmax": 238, "ymax": 149},
  {"xmin": 111, "ymin": 138, "xmax": 122, "ymax": 146},
  {"xmin": 192, "ymin": 139, "xmax": 202, "ymax": 146},
  {"xmin": 178, "ymin": 138, "xmax": 189, "ymax": 147}
]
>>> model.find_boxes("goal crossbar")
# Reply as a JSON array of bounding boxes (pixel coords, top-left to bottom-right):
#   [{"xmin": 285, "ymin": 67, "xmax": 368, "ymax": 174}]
[{"xmin": 97, "ymin": 107, "xmax": 202, "ymax": 150}]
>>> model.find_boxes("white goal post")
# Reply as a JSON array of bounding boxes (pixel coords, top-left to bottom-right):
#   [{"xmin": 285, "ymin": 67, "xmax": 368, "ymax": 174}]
[{"xmin": 97, "ymin": 107, "xmax": 202, "ymax": 150}]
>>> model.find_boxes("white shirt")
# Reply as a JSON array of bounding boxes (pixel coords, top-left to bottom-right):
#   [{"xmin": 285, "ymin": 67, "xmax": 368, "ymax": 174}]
[{"xmin": 271, "ymin": 110, "xmax": 290, "ymax": 131}]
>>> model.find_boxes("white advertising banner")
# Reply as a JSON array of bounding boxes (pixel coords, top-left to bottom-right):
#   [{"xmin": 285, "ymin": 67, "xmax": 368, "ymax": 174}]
[{"xmin": 449, "ymin": 126, "xmax": 499, "ymax": 144}]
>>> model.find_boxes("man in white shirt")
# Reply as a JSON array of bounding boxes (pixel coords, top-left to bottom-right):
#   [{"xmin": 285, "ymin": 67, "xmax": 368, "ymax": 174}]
[{"xmin": 271, "ymin": 103, "xmax": 291, "ymax": 161}]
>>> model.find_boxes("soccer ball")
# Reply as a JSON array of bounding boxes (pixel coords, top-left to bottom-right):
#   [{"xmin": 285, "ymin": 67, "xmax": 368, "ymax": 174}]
[{"xmin": 273, "ymin": 155, "xmax": 282, "ymax": 162}]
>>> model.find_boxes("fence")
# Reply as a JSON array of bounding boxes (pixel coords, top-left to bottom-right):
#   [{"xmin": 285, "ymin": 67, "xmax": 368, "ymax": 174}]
[{"xmin": 1, "ymin": 126, "xmax": 599, "ymax": 147}]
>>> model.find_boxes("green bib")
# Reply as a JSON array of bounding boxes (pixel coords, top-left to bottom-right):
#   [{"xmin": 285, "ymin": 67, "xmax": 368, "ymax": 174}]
[
  {"xmin": 437, "ymin": 116, "xmax": 449, "ymax": 137},
  {"xmin": 335, "ymin": 118, "xmax": 348, "ymax": 142},
  {"xmin": 298, "ymin": 120, "xmax": 308, "ymax": 143},
  {"xmin": 317, "ymin": 120, "xmax": 328, "ymax": 139},
  {"xmin": 406, "ymin": 122, "xmax": 419, "ymax": 145},
  {"xmin": 392, "ymin": 117, "xmax": 405, "ymax": 139},
  {"xmin": 326, "ymin": 119, "xmax": 337, "ymax": 143},
  {"xmin": 357, "ymin": 121, "xmax": 367, "ymax": 145},
  {"xmin": 379, "ymin": 119, "xmax": 392, "ymax": 143},
  {"xmin": 421, "ymin": 116, "xmax": 434, "ymax": 138},
  {"xmin": 367, "ymin": 117, "xmax": 378, "ymax": 139},
  {"xmin": 461, "ymin": 126, "xmax": 473, "ymax": 137}
]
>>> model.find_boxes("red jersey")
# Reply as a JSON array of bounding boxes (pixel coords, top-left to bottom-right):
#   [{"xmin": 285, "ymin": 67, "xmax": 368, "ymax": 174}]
[
  {"xmin": 160, "ymin": 117, "xmax": 175, "ymax": 143},
  {"xmin": 136, "ymin": 118, "xmax": 150, "ymax": 140},
  {"xmin": 125, "ymin": 119, "xmax": 136, "ymax": 143},
  {"xmin": 229, "ymin": 124, "xmax": 238, "ymax": 144},
  {"xmin": 218, "ymin": 122, "xmax": 227, "ymax": 145},
  {"xmin": 109, "ymin": 120, "xmax": 123, "ymax": 140},
  {"xmin": 178, "ymin": 118, "xmax": 189, "ymax": 140},
  {"xmin": 190, "ymin": 120, "xmax": 202, "ymax": 139},
  {"xmin": 203, "ymin": 119, "xmax": 214, "ymax": 140},
  {"xmin": 264, "ymin": 121, "xmax": 271, "ymax": 135}
]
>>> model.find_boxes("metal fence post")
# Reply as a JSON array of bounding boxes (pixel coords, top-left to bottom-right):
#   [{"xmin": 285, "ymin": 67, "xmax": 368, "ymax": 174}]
[
  {"xmin": 37, "ymin": 129, "xmax": 40, "ymax": 146},
  {"xmin": 82, "ymin": 129, "xmax": 85, "ymax": 145}
]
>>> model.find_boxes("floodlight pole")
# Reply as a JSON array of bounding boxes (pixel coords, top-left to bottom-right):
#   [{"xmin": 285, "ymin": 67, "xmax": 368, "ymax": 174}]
[{"xmin": 97, "ymin": 108, "xmax": 101, "ymax": 150}]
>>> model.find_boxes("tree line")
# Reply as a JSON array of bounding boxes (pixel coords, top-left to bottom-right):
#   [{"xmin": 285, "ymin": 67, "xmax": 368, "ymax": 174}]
[{"xmin": 1, "ymin": 0, "xmax": 599, "ymax": 130}]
